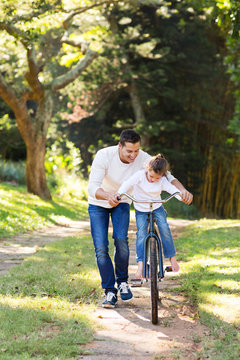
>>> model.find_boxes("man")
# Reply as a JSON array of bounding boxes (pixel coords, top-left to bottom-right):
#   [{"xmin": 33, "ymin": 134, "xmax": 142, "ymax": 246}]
[{"xmin": 88, "ymin": 129, "xmax": 193, "ymax": 308}]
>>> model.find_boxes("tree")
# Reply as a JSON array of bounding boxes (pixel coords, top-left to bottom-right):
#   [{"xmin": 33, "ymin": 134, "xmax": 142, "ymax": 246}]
[
  {"xmin": 214, "ymin": 0, "xmax": 240, "ymax": 149},
  {"xmin": 65, "ymin": 0, "xmax": 239, "ymax": 218},
  {"xmin": 0, "ymin": 0, "xmax": 120, "ymax": 199}
]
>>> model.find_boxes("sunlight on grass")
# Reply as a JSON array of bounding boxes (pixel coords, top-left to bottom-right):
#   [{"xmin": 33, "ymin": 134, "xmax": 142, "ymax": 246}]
[
  {"xmin": 179, "ymin": 253, "xmax": 240, "ymax": 324},
  {"xmin": 214, "ymin": 279, "xmax": 240, "ymax": 291},
  {"xmin": 182, "ymin": 256, "xmax": 237, "ymax": 268},
  {"xmin": 0, "ymin": 294, "xmax": 96, "ymax": 321},
  {"xmin": 199, "ymin": 293, "xmax": 240, "ymax": 324},
  {"xmin": 68, "ymin": 268, "xmax": 100, "ymax": 282},
  {"xmin": 0, "ymin": 293, "xmax": 96, "ymax": 359},
  {"xmin": 0, "ymin": 183, "xmax": 88, "ymax": 238},
  {"xmin": 193, "ymin": 218, "xmax": 239, "ymax": 229},
  {"xmin": 0, "ymin": 233, "xmax": 102, "ymax": 359},
  {"xmin": 177, "ymin": 218, "xmax": 240, "ymax": 359}
]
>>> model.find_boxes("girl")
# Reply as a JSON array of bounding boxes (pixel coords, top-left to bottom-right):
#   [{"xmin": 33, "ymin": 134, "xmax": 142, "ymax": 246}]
[{"xmin": 117, "ymin": 155, "xmax": 183, "ymax": 279}]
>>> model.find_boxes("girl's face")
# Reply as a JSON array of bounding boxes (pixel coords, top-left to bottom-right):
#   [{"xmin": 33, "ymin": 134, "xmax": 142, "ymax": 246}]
[{"xmin": 146, "ymin": 169, "xmax": 163, "ymax": 183}]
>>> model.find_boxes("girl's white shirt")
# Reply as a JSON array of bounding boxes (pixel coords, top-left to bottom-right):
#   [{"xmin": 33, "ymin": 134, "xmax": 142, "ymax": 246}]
[
  {"xmin": 88, "ymin": 145, "xmax": 176, "ymax": 208},
  {"xmin": 118, "ymin": 169, "xmax": 182, "ymax": 212}
]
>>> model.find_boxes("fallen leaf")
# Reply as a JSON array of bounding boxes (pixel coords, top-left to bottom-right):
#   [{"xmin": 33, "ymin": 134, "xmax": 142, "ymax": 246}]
[{"xmin": 90, "ymin": 288, "xmax": 96, "ymax": 296}]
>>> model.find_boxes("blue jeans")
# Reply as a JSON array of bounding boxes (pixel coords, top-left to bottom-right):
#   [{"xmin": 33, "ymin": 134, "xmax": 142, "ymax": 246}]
[
  {"xmin": 88, "ymin": 203, "xmax": 130, "ymax": 294},
  {"xmin": 135, "ymin": 205, "xmax": 176, "ymax": 262}
]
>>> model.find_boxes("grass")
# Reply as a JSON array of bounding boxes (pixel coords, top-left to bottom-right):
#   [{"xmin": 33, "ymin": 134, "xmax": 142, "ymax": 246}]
[
  {"xmin": 1, "ymin": 183, "xmax": 240, "ymax": 359},
  {"xmin": 0, "ymin": 235, "xmax": 102, "ymax": 359},
  {"xmin": 0, "ymin": 182, "xmax": 103, "ymax": 359},
  {"xmin": 0, "ymin": 183, "xmax": 88, "ymax": 238},
  {"xmin": 175, "ymin": 218, "xmax": 240, "ymax": 360}
]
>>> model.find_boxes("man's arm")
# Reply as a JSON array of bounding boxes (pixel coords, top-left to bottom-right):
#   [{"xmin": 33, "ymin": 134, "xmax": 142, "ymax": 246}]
[
  {"xmin": 88, "ymin": 149, "xmax": 115, "ymax": 206},
  {"xmin": 88, "ymin": 149, "xmax": 120, "ymax": 207},
  {"xmin": 96, "ymin": 171, "xmax": 140, "ymax": 206},
  {"xmin": 161, "ymin": 177, "xmax": 183, "ymax": 201},
  {"xmin": 95, "ymin": 188, "xmax": 119, "ymax": 207},
  {"xmin": 171, "ymin": 179, "xmax": 193, "ymax": 205}
]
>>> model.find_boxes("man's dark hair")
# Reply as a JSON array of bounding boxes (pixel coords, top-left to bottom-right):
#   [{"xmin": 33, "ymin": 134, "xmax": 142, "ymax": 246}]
[{"xmin": 119, "ymin": 129, "xmax": 141, "ymax": 146}]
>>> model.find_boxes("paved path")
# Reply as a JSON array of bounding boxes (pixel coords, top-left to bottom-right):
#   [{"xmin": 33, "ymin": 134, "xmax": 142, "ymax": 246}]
[{"xmin": 0, "ymin": 219, "xmax": 89, "ymax": 275}]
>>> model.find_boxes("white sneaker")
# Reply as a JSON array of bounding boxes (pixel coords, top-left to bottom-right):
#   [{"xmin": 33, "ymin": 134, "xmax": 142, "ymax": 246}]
[
  {"xmin": 118, "ymin": 282, "xmax": 133, "ymax": 301},
  {"xmin": 102, "ymin": 292, "xmax": 117, "ymax": 308}
]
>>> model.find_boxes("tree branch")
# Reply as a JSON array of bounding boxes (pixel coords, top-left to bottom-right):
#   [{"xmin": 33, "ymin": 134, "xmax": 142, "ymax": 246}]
[
  {"xmin": 61, "ymin": 36, "xmax": 89, "ymax": 54},
  {"xmin": 25, "ymin": 47, "xmax": 44, "ymax": 96},
  {"xmin": 0, "ymin": 73, "xmax": 23, "ymax": 114},
  {"xmin": 0, "ymin": 73, "xmax": 32, "ymax": 142},
  {"xmin": 0, "ymin": 22, "xmax": 29, "ymax": 48},
  {"xmin": 52, "ymin": 48, "xmax": 98, "ymax": 91},
  {"xmin": 9, "ymin": 0, "xmax": 62, "ymax": 24},
  {"xmin": 63, "ymin": 0, "xmax": 121, "ymax": 29},
  {"xmin": 0, "ymin": 22, "xmax": 44, "ymax": 96}
]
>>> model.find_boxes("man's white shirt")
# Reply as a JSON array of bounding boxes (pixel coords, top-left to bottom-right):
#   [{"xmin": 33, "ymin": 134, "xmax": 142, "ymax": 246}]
[{"xmin": 88, "ymin": 145, "xmax": 176, "ymax": 208}]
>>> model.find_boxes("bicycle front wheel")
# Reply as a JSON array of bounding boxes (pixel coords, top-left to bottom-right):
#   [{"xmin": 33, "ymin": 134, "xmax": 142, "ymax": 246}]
[{"xmin": 150, "ymin": 236, "xmax": 158, "ymax": 324}]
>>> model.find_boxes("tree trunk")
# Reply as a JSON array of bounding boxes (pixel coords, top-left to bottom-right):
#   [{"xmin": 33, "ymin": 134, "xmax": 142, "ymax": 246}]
[
  {"xmin": 129, "ymin": 77, "xmax": 149, "ymax": 147},
  {"xmin": 26, "ymin": 140, "xmax": 51, "ymax": 200},
  {"xmin": 19, "ymin": 93, "xmax": 53, "ymax": 200},
  {"xmin": 129, "ymin": 77, "xmax": 146, "ymax": 124}
]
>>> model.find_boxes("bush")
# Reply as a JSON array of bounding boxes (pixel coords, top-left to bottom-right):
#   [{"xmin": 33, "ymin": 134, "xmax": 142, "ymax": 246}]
[
  {"xmin": 0, "ymin": 140, "xmax": 88, "ymax": 202},
  {"xmin": 0, "ymin": 160, "xmax": 25, "ymax": 185},
  {"xmin": 45, "ymin": 139, "xmax": 82, "ymax": 175},
  {"xmin": 50, "ymin": 171, "xmax": 88, "ymax": 201},
  {"xmin": 45, "ymin": 139, "xmax": 88, "ymax": 200},
  {"xmin": 162, "ymin": 192, "xmax": 201, "ymax": 219}
]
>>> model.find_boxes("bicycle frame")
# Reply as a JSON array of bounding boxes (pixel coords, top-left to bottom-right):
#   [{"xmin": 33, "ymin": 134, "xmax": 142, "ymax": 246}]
[{"xmin": 142, "ymin": 203, "xmax": 164, "ymax": 280}]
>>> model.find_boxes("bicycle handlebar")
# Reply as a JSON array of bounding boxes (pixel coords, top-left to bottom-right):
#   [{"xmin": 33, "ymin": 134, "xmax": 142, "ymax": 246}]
[{"xmin": 117, "ymin": 192, "xmax": 182, "ymax": 204}]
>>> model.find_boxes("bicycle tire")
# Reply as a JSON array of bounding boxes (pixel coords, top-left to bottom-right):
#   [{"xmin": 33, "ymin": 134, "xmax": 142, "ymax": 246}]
[{"xmin": 150, "ymin": 236, "xmax": 158, "ymax": 324}]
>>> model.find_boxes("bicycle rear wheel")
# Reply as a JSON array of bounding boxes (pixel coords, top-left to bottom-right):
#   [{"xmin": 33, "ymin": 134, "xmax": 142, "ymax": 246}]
[{"xmin": 150, "ymin": 237, "xmax": 158, "ymax": 324}]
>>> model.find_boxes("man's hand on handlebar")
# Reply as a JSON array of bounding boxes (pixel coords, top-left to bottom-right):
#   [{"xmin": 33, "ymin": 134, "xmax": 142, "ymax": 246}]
[
  {"xmin": 181, "ymin": 189, "xmax": 193, "ymax": 205},
  {"xmin": 108, "ymin": 193, "xmax": 120, "ymax": 207}
]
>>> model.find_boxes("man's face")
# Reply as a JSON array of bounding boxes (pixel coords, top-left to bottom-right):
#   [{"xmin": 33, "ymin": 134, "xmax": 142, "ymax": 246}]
[{"xmin": 118, "ymin": 141, "xmax": 140, "ymax": 164}]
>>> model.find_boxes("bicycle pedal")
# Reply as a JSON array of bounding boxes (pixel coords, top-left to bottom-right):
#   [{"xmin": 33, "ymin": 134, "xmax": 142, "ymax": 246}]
[
  {"xmin": 130, "ymin": 279, "xmax": 143, "ymax": 287},
  {"xmin": 165, "ymin": 266, "xmax": 172, "ymax": 272}
]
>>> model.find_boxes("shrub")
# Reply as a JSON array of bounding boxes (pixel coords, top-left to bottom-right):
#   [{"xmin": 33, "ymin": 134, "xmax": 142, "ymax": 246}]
[{"xmin": 0, "ymin": 160, "xmax": 25, "ymax": 185}]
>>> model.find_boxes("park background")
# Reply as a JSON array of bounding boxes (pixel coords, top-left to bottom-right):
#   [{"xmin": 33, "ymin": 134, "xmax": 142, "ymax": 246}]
[
  {"xmin": 0, "ymin": 0, "xmax": 239, "ymax": 219},
  {"xmin": 0, "ymin": 1, "xmax": 239, "ymax": 359}
]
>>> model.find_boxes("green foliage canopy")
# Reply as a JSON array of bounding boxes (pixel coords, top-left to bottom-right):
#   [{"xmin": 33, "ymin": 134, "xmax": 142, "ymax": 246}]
[{"xmin": 64, "ymin": 0, "xmax": 239, "ymax": 218}]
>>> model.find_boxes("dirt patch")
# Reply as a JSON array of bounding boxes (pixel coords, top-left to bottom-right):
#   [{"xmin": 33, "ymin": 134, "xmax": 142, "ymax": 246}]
[{"xmin": 0, "ymin": 217, "xmax": 209, "ymax": 359}]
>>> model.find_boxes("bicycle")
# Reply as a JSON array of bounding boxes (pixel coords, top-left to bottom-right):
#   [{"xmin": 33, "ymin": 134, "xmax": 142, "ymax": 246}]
[{"xmin": 118, "ymin": 192, "xmax": 181, "ymax": 325}]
